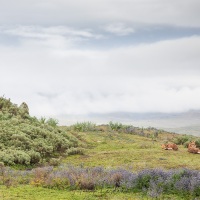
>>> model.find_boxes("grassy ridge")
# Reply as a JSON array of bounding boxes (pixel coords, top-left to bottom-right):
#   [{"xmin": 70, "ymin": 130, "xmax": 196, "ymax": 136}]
[{"xmin": 63, "ymin": 126, "xmax": 200, "ymax": 170}]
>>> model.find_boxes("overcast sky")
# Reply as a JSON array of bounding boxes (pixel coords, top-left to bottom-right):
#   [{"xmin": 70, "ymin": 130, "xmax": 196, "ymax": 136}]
[{"xmin": 1, "ymin": 0, "xmax": 200, "ymax": 122}]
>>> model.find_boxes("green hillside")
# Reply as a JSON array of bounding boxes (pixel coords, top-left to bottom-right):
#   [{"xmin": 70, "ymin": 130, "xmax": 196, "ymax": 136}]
[
  {"xmin": 63, "ymin": 123, "xmax": 200, "ymax": 170},
  {"xmin": 1, "ymin": 97, "xmax": 200, "ymax": 199}
]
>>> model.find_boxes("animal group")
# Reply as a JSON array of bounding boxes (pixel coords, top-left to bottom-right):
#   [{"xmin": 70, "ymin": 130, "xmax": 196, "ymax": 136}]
[{"xmin": 162, "ymin": 141, "xmax": 200, "ymax": 154}]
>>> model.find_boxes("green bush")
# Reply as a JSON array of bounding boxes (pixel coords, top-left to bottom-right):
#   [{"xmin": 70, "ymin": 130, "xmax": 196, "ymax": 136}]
[
  {"xmin": 28, "ymin": 150, "xmax": 41, "ymax": 164},
  {"xmin": 67, "ymin": 147, "xmax": 84, "ymax": 155},
  {"xmin": 173, "ymin": 135, "xmax": 192, "ymax": 145},
  {"xmin": 49, "ymin": 158, "xmax": 61, "ymax": 166},
  {"xmin": 46, "ymin": 118, "xmax": 59, "ymax": 127},
  {"xmin": 72, "ymin": 122, "xmax": 96, "ymax": 132},
  {"xmin": 195, "ymin": 139, "xmax": 200, "ymax": 148},
  {"xmin": 0, "ymin": 97, "xmax": 79, "ymax": 166},
  {"xmin": 109, "ymin": 121, "xmax": 123, "ymax": 131},
  {"xmin": 0, "ymin": 150, "xmax": 30, "ymax": 165}
]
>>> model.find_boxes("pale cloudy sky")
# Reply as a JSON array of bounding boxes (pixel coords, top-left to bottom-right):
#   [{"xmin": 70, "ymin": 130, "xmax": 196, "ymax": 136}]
[{"xmin": 1, "ymin": 0, "xmax": 200, "ymax": 121}]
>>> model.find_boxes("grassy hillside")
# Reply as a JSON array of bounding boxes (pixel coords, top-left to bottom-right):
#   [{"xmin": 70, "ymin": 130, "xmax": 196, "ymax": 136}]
[
  {"xmin": 0, "ymin": 97, "xmax": 79, "ymax": 166},
  {"xmin": 62, "ymin": 123, "xmax": 200, "ymax": 170},
  {"xmin": 1, "ymin": 98, "xmax": 200, "ymax": 199}
]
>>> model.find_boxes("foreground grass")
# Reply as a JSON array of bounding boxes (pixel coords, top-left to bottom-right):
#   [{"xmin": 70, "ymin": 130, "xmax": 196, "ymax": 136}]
[
  {"xmin": 64, "ymin": 130, "xmax": 200, "ymax": 170},
  {"xmin": 0, "ymin": 186, "xmax": 182, "ymax": 200}
]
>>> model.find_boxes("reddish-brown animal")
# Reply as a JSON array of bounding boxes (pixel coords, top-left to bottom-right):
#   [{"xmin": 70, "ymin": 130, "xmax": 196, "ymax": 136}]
[
  {"xmin": 161, "ymin": 143, "xmax": 178, "ymax": 151},
  {"xmin": 188, "ymin": 141, "xmax": 200, "ymax": 154}
]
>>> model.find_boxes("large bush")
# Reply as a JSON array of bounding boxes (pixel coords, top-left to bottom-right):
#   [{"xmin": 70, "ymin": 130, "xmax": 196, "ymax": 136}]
[{"xmin": 0, "ymin": 97, "xmax": 78, "ymax": 166}]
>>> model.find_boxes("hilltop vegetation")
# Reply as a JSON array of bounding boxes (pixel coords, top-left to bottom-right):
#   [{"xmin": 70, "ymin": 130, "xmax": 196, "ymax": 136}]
[
  {"xmin": 62, "ymin": 122, "xmax": 200, "ymax": 171},
  {"xmin": 0, "ymin": 97, "xmax": 79, "ymax": 166}
]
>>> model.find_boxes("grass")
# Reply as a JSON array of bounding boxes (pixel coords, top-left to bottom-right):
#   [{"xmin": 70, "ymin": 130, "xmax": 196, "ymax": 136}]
[
  {"xmin": 0, "ymin": 185, "xmax": 182, "ymax": 200},
  {"xmin": 63, "ymin": 130, "xmax": 200, "ymax": 170}
]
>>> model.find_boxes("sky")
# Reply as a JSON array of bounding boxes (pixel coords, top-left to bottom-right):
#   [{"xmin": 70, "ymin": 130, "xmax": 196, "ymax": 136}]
[{"xmin": 1, "ymin": 0, "xmax": 200, "ymax": 122}]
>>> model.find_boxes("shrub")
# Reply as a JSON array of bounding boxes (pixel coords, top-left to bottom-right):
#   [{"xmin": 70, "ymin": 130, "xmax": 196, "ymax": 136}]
[
  {"xmin": 28, "ymin": 151, "xmax": 41, "ymax": 164},
  {"xmin": 13, "ymin": 150, "xmax": 31, "ymax": 165},
  {"xmin": 31, "ymin": 167, "xmax": 53, "ymax": 187},
  {"xmin": 39, "ymin": 117, "xmax": 46, "ymax": 124},
  {"xmin": 45, "ymin": 177, "xmax": 70, "ymax": 189},
  {"xmin": 124, "ymin": 126, "xmax": 136, "ymax": 134},
  {"xmin": 195, "ymin": 139, "xmax": 200, "ymax": 148},
  {"xmin": 173, "ymin": 135, "xmax": 192, "ymax": 145},
  {"xmin": 49, "ymin": 158, "xmax": 61, "ymax": 167},
  {"xmin": 1, "ymin": 165, "xmax": 200, "ymax": 198},
  {"xmin": 0, "ymin": 97, "xmax": 79, "ymax": 166},
  {"xmin": 46, "ymin": 118, "xmax": 59, "ymax": 127},
  {"xmin": 72, "ymin": 122, "xmax": 96, "ymax": 132},
  {"xmin": 109, "ymin": 121, "xmax": 123, "ymax": 131},
  {"xmin": 77, "ymin": 176, "xmax": 96, "ymax": 190},
  {"xmin": 67, "ymin": 147, "xmax": 84, "ymax": 155}
]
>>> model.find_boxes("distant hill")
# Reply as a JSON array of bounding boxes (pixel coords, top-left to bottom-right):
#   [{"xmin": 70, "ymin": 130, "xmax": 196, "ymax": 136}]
[
  {"xmin": 91, "ymin": 111, "xmax": 200, "ymax": 136},
  {"xmin": 59, "ymin": 111, "xmax": 200, "ymax": 136}
]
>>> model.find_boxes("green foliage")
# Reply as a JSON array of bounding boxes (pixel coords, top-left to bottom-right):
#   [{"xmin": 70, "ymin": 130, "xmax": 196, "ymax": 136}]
[
  {"xmin": 109, "ymin": 121, "xmax": 124, "ymax": 131},
  {"xmin": 172, "ymin": 135, "xmax": 193, "ymax": 145},
  {"xmin": 49, "ymin": 158, "xmax": 61, "ymax": 167},
  {"xmin": 0, "ymin": 97, "xmax": 78, "ymax": 166},
  {"xmin": 66, "ymin": 147, "xmax": 84, "ymax": 155},
  {"xmin": 46, "ymin": 118, "xmax": 59, "ymax": 127},
  {"xmin": 72, "ymin": 122, "xmax": 96, "ymax": 132},
  {"xmin": 39, "ymin": 117, "xmax": 46, "ymax": 124},
  {"xmin": 45, "ymin": 177, "xmax": 70, "ymax": 189},
  {"xmin": 195, "ymin": 139, "xmax": 200, "ymax": 148},
  {"xmin": 0, "ymin": 150, "xmax": 31, "ymax": 165}
]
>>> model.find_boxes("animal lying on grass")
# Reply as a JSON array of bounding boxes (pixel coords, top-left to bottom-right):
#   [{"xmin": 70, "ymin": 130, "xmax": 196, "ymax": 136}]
[
  {"xmin": 161, "ymin": 143, "xmax": 178, "ymax": 151},
  {"xmin": 188, "ymin": 141, "xmax": 200, "ymax": 154}
]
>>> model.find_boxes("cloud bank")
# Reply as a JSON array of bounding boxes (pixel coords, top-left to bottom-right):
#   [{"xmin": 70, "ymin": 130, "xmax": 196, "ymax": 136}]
[
  {"xmin": 1, "ymin": 25, "xmax": 200, "ymax": 118},
  {"xmin": 0, "ymin": 1, "xmax": 200, "ymax": 122},
  {"xmin": 0, "ymin": 0, "xmax": 200, "ymax": 27}
]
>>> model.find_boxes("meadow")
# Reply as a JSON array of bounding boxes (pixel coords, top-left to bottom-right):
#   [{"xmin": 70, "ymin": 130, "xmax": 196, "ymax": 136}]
[{"xmin": 1, "ymin": 97, "xmax": 200, "ymax": 199}]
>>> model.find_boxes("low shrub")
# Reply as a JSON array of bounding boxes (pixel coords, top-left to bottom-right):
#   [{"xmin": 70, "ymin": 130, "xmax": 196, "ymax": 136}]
[
  {"xmin": 195, "ymin": 139, "xmax": 200, "ymax": 148},
  {"xmin": 67, "ymin": 147, "xmax": 84, "ymax": 155},
  {"xmin": 1, "ymin": 166, "xmax": 200, "ymax": 198},
  {"xmin": 46, "ymin": 118, "xmax": 59, "ymax": 127},
  {"xmin": 173, "ymin": 135, "xmax": 192, "ymax": 145},
  {"xmin": 72, "ymin": 122, "xmax": 96, "ymax": 132},
  {"xmin": 49, "ymin": 158, "xmax": 61, "ymax": 166},
  {"xmin": 109, "ymin": 121, "xmax": 124, "ymax": 131}
]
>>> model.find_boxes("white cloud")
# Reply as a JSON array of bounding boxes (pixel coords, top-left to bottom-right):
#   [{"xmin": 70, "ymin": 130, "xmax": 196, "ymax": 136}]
[
  {"xmin": 0, "ymin": 0, "xmax": 199, "ymax": 27},
  {"xmin": 2, "ymin": 26, "xmax": 100, "ymax": 39},
  {"xmin": 104, "ymin": 23, "xmax": 135, "ymax": 36},
  {"xmin": 0, "ymin": 25, "xmax": 102, "ymax": 49},
  {"xmin": 0, "ymin": 32, "xmax": 200, "ymax": 118}
]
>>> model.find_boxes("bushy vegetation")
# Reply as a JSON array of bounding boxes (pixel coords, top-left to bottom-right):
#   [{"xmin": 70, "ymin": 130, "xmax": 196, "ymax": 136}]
[
  {"xmin": 0, "ymin": 97, "xmax": 78, "ymax": 166},
  {"xmin": 108, "ymin": 122, "xmax": 161, "ymax": 141},
  {"xmin": 172, "ymin": 135, "xmax": 196, "ymax": 148},
  {"xmin": 109, "ymin": 121, "xmax": 124, "ymax": 131},
  {"xmin": 1, "ymin": 164, "xmax": 200, "ymax": 199},
  {"xmin": 71, "ymin": 121, "xmax": 96, "ymax": 132}
]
